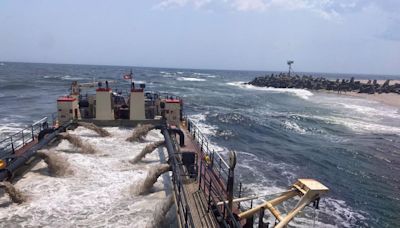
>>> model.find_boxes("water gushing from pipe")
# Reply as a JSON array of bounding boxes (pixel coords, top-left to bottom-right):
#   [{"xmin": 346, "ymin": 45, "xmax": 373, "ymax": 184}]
[
  {"xmin": 78, "ymin": 122, "xmax": 110, "ymax": 137},
  {"xmin": 60, "ymin": 133, "xmax": 96, "ymax": 154},
  {"xmin": 132, "ymin": 164, "xmax": 171, "ymax": 195},
  {"xmin": 0, "ymin": 181, "xmax": 26, "ymax": 204},
  {"xmin": 130, "ymin": 140, "xmax": 165, "ymax": 164},
  {"xmin": 145, "ymin": 195, "xmax": 174, "ymax": 228},
  {"xmin": 36, "ymin": 151, "xmax": 73, "ymax": 177},
  {"xmin": 126, "ymin": 124, "xmax": 155, "ymax": 142}
]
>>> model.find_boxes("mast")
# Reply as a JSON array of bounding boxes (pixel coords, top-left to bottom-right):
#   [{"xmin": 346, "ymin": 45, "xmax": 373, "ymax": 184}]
[{"xmin": 287, "ymin": 60, "xmax": 294, "ymax": 76}]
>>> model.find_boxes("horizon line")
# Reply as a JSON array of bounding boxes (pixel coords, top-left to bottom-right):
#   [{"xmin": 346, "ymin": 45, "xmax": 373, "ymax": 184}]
[{"xmin": 1, "ymin": 60, "xmax": 400, "ymax": 78}]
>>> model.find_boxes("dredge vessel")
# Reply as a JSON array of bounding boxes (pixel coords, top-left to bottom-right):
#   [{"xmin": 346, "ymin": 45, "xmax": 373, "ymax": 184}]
[{"xmin": 0, "ymin": 77, "xmax": 329, "ymax": 227}]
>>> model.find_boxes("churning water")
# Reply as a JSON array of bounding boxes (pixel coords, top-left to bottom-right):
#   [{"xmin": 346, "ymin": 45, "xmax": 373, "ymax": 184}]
[
  {"xmin": 0, "ymin": 126, "xmax": 171, "ymax": 227},
  {"xmin": 1, "ymin": 62, "xmax": 400, "ymax": 227}
]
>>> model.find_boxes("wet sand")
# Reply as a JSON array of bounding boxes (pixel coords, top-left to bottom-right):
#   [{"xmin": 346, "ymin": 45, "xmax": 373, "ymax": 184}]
[
  {"xmin": 346, "ymin": 92, "xmax": 400, "ymax": 108},
  {"xmin": 322, "ymin": 79, "xmax": 400, "ymax": 108}
]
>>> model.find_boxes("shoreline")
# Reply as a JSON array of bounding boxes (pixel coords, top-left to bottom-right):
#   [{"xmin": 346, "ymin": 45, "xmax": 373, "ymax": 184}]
[
  {"xmin": 247, "ymin": 74, "xmax": 400, "ymax": 109},
  {"xmin": 345, "ymin": 92, "xmax": 400, "ymax": 108},
  {"xmin": 319, "ymin": 90, "xmax": 400, "ymax": 109}
]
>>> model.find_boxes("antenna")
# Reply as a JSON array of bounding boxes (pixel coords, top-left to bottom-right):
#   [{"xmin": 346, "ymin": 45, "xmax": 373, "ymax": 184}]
[{"xmin": 287, "ymin": 60, "xmax": 294, "ymax": 76}]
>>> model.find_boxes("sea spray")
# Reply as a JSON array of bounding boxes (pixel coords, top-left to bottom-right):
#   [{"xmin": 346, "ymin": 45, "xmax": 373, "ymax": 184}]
[
  {"xmin": 36, "ymin": 151, "xmax": 73, "ymax": 177},
  {"xmin": 60, "ymin": 133, "xmax": 96, "ymax": 154},
  {"xmin": 126, "ymin": 124, "xmax": 155, "ymax": 142},
  {"xmin": 0, "ymin": 181, "xmax": 26, "ymax": 204},
  {"xmin": 145, "ymin": 195, "xmax": 174, "ymax": 228},
  {"xmin": 130, "ymin": 140, "xmax": 165, "ymax": 164},
  {"xmin": 132, "ymin": 164, "xmax": 171, "ymax": 195},
  {"xmin": 77, "ymin": 122, "xmax": 110, "ymax": 137}
]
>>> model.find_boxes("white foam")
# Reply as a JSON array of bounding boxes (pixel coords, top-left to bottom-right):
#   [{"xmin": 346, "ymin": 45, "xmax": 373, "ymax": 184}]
[
  {"xmin": 188, "ymin": 113, "xmax": 227, "ymax": 154},
  {"xmin": 282, "ymin": 120, "xmax": 307, "ymax": 134},
  {"xmin": 237, "ymin": 158, "xmax": 367, "ymax": 227},
  {"xmin": 314, "ymin": 115, "xmax": 400, "ymax": 135},
  {"xmin": 189, "ymin": 113, "xmax": 217, "ymax": 136},
  {"xmin": 192, "ymin": 72, "xmax": 217, "ymax": 78},
  {"xmin": 0, "ymin": 123, "xmax": 24, "ymax": 139},
  {"xmin": 62, "ymin": 75, "xmax": 84, "ymax": 81},
  {"xmin": 177, "ymin": 77, "xmax": 206, "ymax": 82},
  {"xmin": 227, "ymin": 81, "xmax": 314, "ymax": 100},
  {"xmin": 0, "ymin": 127, "xmax": 169, "ymax": 227},
  {"xmin": 159, "ymin": 71, "xmax": 174, "ymax": 77},
  {"xmin": 43, "ymin": 75, "xmax": 61, "ymax": 79},
  {"xmin": 338, "ymin": 102, "xmax": 400, "ymax": 119}
]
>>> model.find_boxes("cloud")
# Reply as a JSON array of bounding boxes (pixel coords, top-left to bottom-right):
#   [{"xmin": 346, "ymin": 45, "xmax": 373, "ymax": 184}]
[
  {"xmin": 154, "ymin": 0, "xmax": 211, "ymax": 9},
  {"xmin": 231, "ymin": 0, "xmax": 268, "ymax": 11},
  {"xmin": 154, "ymin": 0, "xmax": 358, "ymax": 19},
  {"xmin": 154, "ymin": 0, "xmax": 400, "ymax": 22}
]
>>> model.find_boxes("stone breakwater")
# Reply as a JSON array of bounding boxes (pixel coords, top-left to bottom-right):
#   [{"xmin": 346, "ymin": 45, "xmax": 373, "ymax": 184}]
[{"xmin": 248, "ymin": 73, "xmax": 400, "ymax": 94}]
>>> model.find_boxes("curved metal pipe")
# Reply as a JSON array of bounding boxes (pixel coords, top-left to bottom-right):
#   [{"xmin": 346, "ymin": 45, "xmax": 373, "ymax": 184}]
[
  {"xmin": 0, "ymin": 124, "xmax": 69, "ymax": 181},
  {"xmin": 161, "ymin": 127, "xmax": 175, "ymax": 159},
  {"xmin": 168, "ymin": 128, "xmax": 185, "ymax": 147}
]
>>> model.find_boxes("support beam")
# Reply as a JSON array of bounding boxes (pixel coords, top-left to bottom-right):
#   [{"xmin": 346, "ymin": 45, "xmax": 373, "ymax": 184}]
[{"xmin": 238, "ymin": 190, "xmax": 298, "ymax": 219}]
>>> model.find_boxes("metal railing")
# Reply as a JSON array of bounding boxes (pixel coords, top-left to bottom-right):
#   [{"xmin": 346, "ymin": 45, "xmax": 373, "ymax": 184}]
[
  {"xmin": 185, "ymin": 118, "xmax": 242, "ymax": 228},
  {"xmin": 0, "ymin": 117, "xmax": 50, "ymax": 160},
  {"xmin": 162, "ymin": 128, "xmax": 195, "ymax": 228},
  {"xmin": 186, "ymin": 119, "xmax": 230, "ymax": 183}
]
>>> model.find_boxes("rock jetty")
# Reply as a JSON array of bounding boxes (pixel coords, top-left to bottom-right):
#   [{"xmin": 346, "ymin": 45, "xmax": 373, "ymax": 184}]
[{"xmin": 247, "ymin": 73, "xmax": 400, "ymax": 94}]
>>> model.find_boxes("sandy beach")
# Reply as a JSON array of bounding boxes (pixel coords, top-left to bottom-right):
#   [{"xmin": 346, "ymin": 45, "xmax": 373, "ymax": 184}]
[
  {"xmin": 346, "ymin": 92, "xmax": 400, "ymax": 108},
  {"xmin": 320, "ymin": 79, "xmax": 400, "ymax": 108},
  {"xmin": 320, "ymin": 89, "xmax": 400, "ymax": 108},
  {"xmin": 341, "ymin": 79, "xmax": 400, "ymax": 108}
]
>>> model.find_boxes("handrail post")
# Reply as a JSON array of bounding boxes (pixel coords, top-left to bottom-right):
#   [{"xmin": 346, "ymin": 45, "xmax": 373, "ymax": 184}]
[
  {"xmin": 227, "ymin": 152, "xmax": 235, "ymax": 215},
  {"xmin": 238, "ymin": 182, "xmax": 242, "ymax": 209},
  {"xmin": 185, "ymin": 205, "xmax": 189, "ymax": 227},
  {"xmin": 207, "ymin": 175, "xmax": 212, "ymax": 212},
  {"xmin": 22, "ymin": 129, "xmax": 25, "ymax": 145},
  {"xmin": 211, "ymin": 150, "xmax": 215, "ymax": 168},
  {"xmin": 198, "ymin": 157, "xmax": 203, "ymax": 190},
  {"xmin": 10, "ymin": 136, "xmax": 14, "ymax": 154},
  {"xmin": 259, "ymin": 207, "xmax": 265, "ymax": 228},
  {"xmin": 218, "ymin": 159, "xmax": 222, "ymax": 178},
  {"xmin": 31, "ymin": 125, "xmax": 34, "ymax": 140}
]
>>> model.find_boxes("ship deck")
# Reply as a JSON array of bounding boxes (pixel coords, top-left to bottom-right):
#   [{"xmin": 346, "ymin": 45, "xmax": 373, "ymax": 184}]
[{"xmin": 176, "ymin": 126, "xmax": 219, "ymax": 227}]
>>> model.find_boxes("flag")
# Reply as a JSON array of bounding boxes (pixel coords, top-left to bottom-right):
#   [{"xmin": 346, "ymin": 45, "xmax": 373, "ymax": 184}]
[{"xmin": 123, "ymin": 69, "xmax": 133, "ymax": 80}]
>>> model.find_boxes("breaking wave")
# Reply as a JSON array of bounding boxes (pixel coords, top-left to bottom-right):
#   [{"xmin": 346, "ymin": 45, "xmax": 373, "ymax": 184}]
[
  {"xmin": 227, "ymin": 81, "xmax": 314, "ymax": 100},
  {"xmin": 176, "ymin": 77, "xmax": 206, "ymax": 82},
  {"xmin": 189, "ymin": 113, "xmax": 218, "ymax": 136},
  {"xmin": 188, "ymin": 113, "xmax": 227, "ymax": 154},
  {"xmin": 337, "ymin": 102, "xmax": 400, "ymax": 119},
  {"xmin": 61, "ymin": 75, "xmax": 84, "ymax": 81},
  {"xmin": 192, "ymin": 72, "xmax": 217, "ymax": 78},
  {"xmin": 326, "ymin": 116, "xmax": 400, "ymax": 135}
]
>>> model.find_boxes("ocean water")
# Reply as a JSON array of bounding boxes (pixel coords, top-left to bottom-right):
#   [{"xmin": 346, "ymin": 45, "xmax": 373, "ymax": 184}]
[{"xmin": 1, "ymin": 62, "xmax": 400, "ymax": 227}]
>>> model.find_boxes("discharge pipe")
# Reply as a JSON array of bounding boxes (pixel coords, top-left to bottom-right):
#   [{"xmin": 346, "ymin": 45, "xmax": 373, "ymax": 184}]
[
  {"xmin": 167, "ymin": 128, "xmax": 185, "ymax": 147},
  {"xmin": 161, "ymin": 127, "xmax": 176, "ymax": 161},
  {"xmin": 0, "ymin": 123, "xmax": 69, "ymax": 181}
]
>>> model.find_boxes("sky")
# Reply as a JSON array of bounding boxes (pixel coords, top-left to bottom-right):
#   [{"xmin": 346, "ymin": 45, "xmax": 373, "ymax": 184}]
[{"xmin": 0, "ymin": 0, "xmax": 399, "ymax": 75}]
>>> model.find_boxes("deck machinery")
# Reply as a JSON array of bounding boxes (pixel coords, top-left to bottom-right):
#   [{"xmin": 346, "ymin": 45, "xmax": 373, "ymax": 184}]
[{"xmin": 0, "ymin": 80, "xmax": 329, "ymax": 228}]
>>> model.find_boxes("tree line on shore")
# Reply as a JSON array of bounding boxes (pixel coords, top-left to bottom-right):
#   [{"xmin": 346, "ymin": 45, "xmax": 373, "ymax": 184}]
[{"xmin": 247, "ymin": 73, "xmax": 400, "ymax": 94}]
